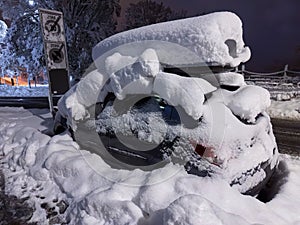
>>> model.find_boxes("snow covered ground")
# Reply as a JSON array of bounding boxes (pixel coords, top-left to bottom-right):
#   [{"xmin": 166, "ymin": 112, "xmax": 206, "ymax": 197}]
[
  {"xmin": 0, "ymin": 107, "xmax": 300, "ymax": 224},
  {"xmin": 267, "ymin": 97, "xmax": 300, "ymax": 120},
  {"xmin": 0, "ymin": 81, "xmax": 299, "ymax": 121},
  {"xmin": 0, "ymin": 10, "xmax": 299, "ymax": 224},
  {"xmin": 0, "ymin": 84, "xmax": 49, "ymax": 97}
]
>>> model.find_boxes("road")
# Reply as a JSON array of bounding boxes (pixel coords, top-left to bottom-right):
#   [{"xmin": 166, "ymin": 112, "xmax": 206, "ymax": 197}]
[
  {"xmin": 271, "ymin": 118, "xmax": 300, "ymax": 156},
  {"xmin": 0, "ymin": 97, "xmax": 60, "ymax": 108}
]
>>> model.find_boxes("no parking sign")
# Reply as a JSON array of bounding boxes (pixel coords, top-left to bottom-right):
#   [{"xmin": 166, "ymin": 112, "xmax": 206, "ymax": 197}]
[
  {"xmin": 40, "ymin": 9, "xmax": 65, "ymax": 42},
  {"xmin": 46, "ymin": 42, "xmax": 67, "ymax": 69},
  {"xmin": 39, "ymin": 8, "xmax": 70, "ymax": 113}
]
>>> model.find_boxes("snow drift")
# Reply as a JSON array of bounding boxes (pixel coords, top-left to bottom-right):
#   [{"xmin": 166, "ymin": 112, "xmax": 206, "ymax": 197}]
[{"xmin": 0, "ymin": 108, "xmax": 299, "ymax": 224}]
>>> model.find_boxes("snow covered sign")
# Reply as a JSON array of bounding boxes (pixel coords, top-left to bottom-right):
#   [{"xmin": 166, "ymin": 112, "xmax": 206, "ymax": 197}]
[
  {"xmin": 39, "ymin": 8, "xmax": 70, "ymax": 112},
  {"xmin": 45, "ymin": 42, "xmax": 67, "ymax": 70},
  {"xmin": 39, "ymin": 9, "xmax": 68, "ymax": 70},
  {"xmin": 39, "ymin": 8, "xmax": 65, "ymax": 42}
]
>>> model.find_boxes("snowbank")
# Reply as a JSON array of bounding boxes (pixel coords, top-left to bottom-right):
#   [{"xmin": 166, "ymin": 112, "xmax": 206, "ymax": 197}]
[
  {"xmin": 267, "ymin": 97, "xmax": 300, "ymax": 120},
  {"xmin": 0, "ymin": 107, "xmax": 299, "ymax": 224},
  {"xmin": 0, "ymin": 85, "xmax": 48, "ymax": 97}
]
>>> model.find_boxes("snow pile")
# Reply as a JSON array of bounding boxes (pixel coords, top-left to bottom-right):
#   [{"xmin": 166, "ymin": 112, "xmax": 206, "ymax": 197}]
[
  {"xmin": 93, "ymin": 11, "xmax": 251, "ymax": 69},
  {"xmin": 226, "ymin": 85, "xmax": 271, "ymax": 123},
  {"xmin": 0, "ymin": 85, "xmax": 48, "ymax": 97},
  {"xmin": 267, "ymin": 97, "xmax": 300, "ymax": 120},
  {"xmin": 162, "ymin": 195, "xmax": 249, "ymax": 225},
  {"xmin": 153, "ymin": 72, "xmax": 216, "ymax": 119},
  {"xmin": 0, "ymin": 108, "xmax": 299, "ymax": 224},
  {"xmin": 107, "ymin": 49, "xmax": 160, "ymax": 100},
  {"xmin": 207, "ymin": 85, "xmax": 271, "ymax": 123},
  {"xmin": 58, "ymin": 49, "xmax": 216, "ymax": 126}
]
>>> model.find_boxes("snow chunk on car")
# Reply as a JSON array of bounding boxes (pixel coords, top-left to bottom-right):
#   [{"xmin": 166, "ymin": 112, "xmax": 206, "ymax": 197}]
[
  {"xmin": 93, "ymin": 11, "xmax": 251, "ymax": 69},
  {"xmin": 106, "ymin": 49, "xmax": 160, "ymax": 100},
  {"xmin": 153, "ymin": 72, "xmax": 216, "ymax": 120},
  {"xmin": 227, "ymin": 86, "xmax": 271, "ymax": 123}
]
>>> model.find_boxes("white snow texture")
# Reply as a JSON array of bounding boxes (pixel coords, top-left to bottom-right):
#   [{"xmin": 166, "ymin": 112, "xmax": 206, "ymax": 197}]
[
  {"xmin": 57, "ymin": 11, "xmax": 277, "ymax": 195},
  {"xmin": 92, "ymin": 11, "xmax": 251, "ymax": 69},
  {"xmin": 1, "ymin": 11, "xmax": 297, "ymax": 225},
  {"xmin": 0, "ymin": 108, "xmax": 299, "ymax": 225}
]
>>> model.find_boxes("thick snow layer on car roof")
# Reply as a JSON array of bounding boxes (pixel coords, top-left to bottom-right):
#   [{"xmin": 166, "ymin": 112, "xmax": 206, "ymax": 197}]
[{"xmin": 92, "ymin": 11, "xmax": 251, "ymax": 69}]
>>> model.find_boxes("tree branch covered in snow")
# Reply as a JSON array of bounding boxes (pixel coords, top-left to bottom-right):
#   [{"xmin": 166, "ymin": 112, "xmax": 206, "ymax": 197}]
[{"xmin": 0, "ymin": 0, "xmax": 121, "ymax": 78}]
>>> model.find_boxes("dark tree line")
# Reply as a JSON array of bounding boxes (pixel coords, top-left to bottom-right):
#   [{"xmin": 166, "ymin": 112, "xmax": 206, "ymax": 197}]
[{"xmin": 125, "ymin": 0, "xmax": 187, "ymax": 30}]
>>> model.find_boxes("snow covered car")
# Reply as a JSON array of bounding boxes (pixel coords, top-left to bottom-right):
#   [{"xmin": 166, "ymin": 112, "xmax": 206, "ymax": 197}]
[{"xmin": 54, "ymin": 12, "xmax": 278, "ymax": 196}]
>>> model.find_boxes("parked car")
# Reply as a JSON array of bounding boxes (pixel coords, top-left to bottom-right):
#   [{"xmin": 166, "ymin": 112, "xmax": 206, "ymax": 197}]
[{"xmin": 54, "ymin": 12, "xmax": 279, "ymax": 197}]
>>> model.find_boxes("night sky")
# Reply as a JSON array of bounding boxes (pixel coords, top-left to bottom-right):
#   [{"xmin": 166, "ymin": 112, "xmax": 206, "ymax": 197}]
[{"xmin": 119, "ymin": 0, "xmax": 300, "ymax": 72}]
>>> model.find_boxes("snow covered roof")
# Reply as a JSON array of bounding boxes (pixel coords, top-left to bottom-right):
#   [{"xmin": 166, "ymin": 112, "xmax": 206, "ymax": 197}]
[{"xmin": 92, "ymin": 11, "xmax": 251, "ymax": 69}]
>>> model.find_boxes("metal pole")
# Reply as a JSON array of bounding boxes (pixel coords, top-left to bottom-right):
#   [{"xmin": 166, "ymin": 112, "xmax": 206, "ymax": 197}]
[
  {"xmin": 284, "ymin": 64, "xmax": 288, "ymax": 83},
  {"xmin": 241, "ymin": 64, "xmax": 245, "ymax": 75}
]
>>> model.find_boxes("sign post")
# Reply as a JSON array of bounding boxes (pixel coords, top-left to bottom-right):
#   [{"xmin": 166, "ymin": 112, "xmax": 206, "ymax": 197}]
[{"xmin": 39, "ymin": 8, "xmax": 70, "ymax": 116}]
